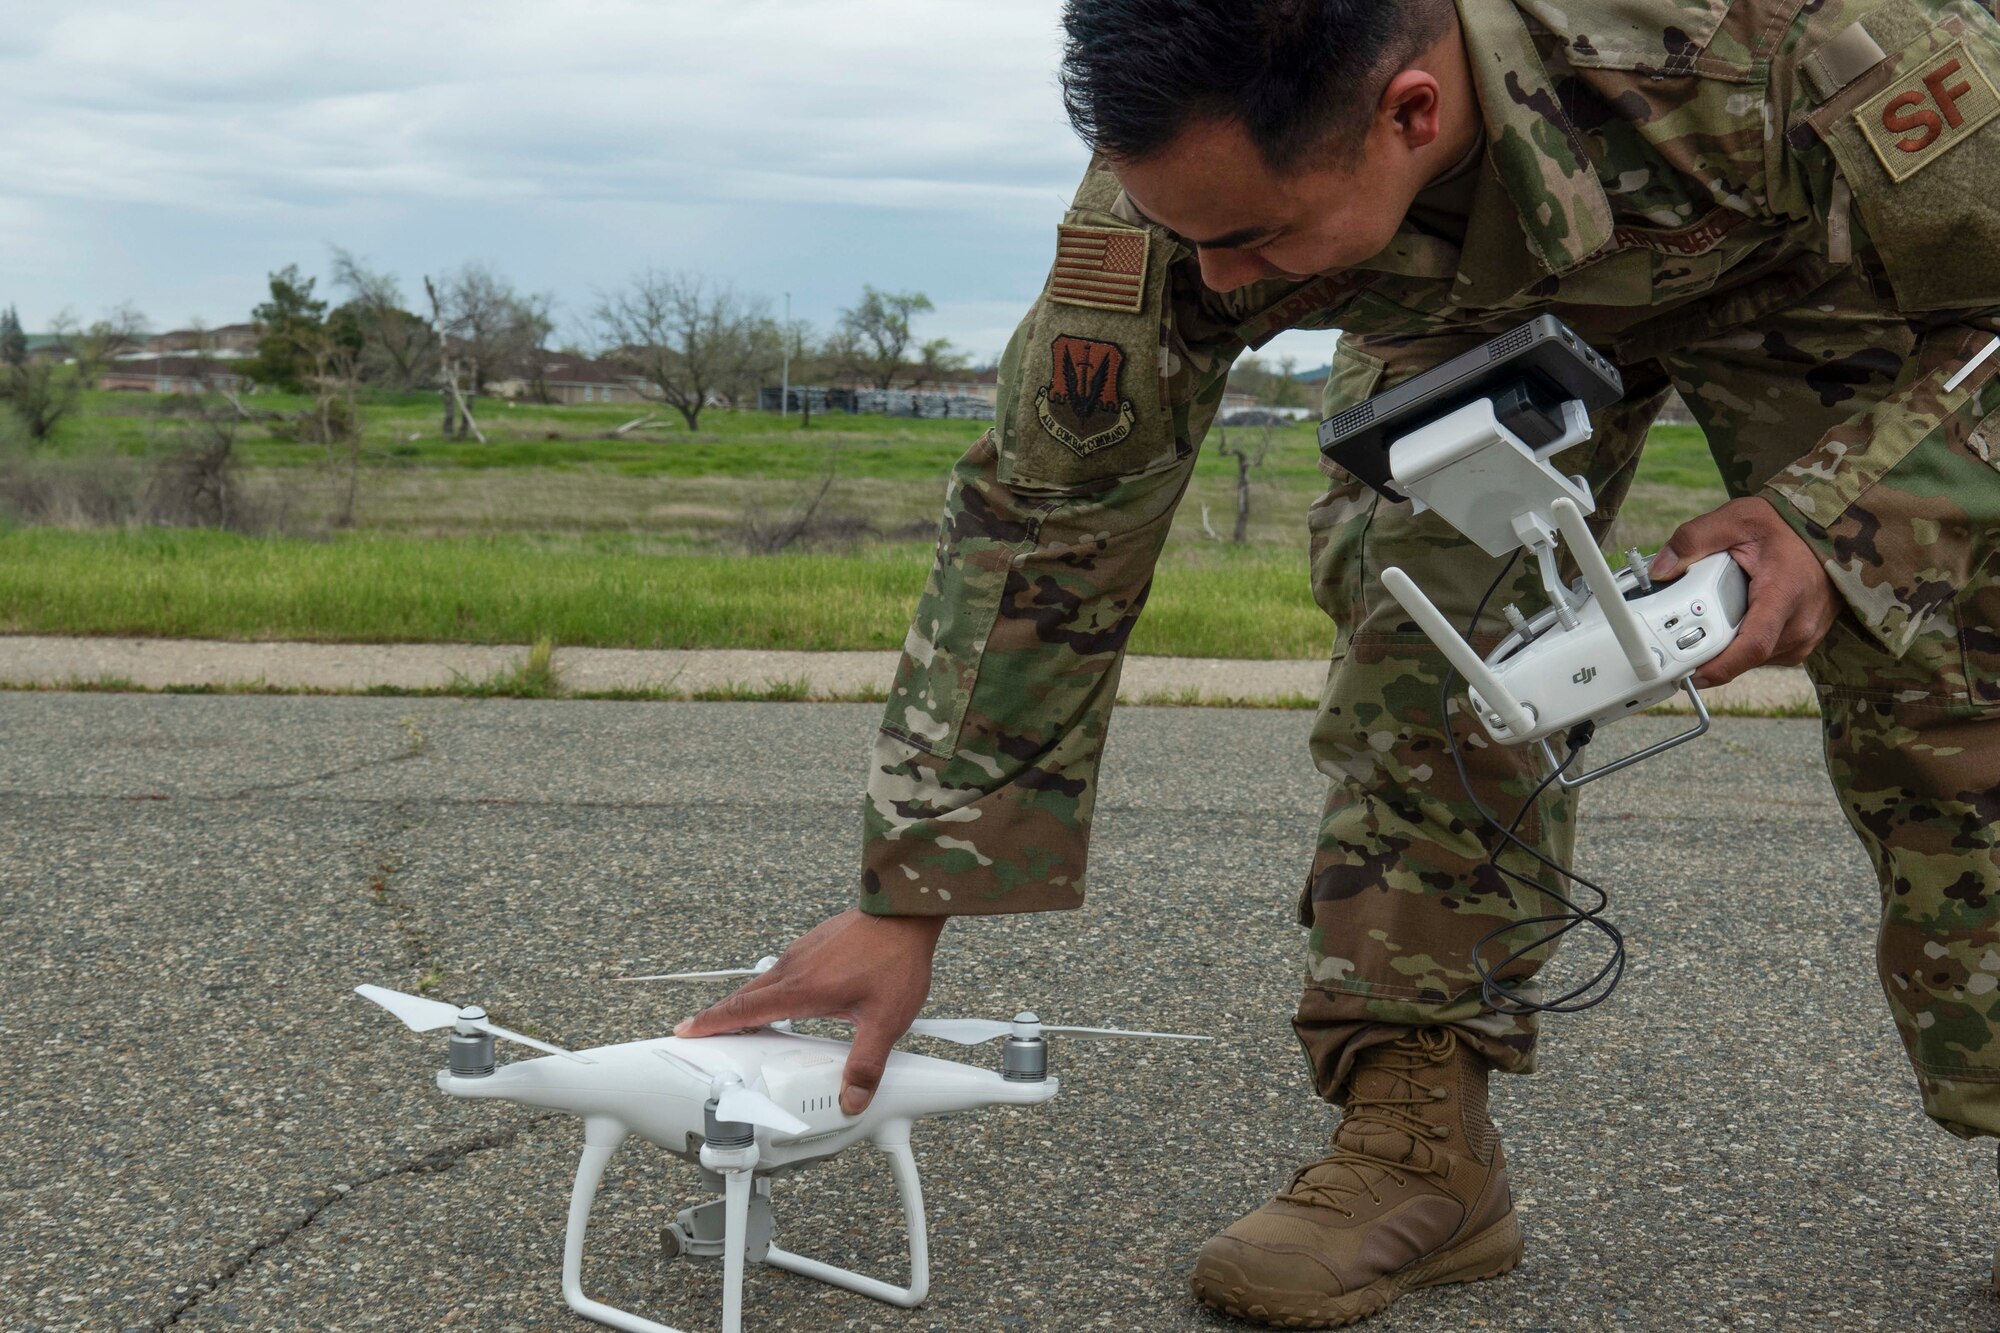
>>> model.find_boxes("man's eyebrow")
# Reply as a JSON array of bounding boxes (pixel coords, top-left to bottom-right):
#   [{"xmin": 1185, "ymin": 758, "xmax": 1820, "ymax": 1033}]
[{"xmin": 1183, "ymin": 224, "xmax": 1281, "ymax": 250}]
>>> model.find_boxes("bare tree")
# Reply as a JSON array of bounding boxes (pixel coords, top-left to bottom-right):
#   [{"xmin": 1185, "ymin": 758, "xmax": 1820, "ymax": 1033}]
[
  {"xmin": 715, "ymin": 316, "xmax": 787, "ymax": 409},
  {"xmin": 423, "ymin": 276, "xmax": 483, "ymax": 443},
  {"xmin": 592, "ymin": 270, "xmax": 771, "ymax": 430},
  {"xmin": 144, "ymin": 397, "xmax": 249, "ymax": 531},
  {"xmin": 836, "ymin": 287, "xmax": 934, "ymax": 389},
  {"xmin": 49, "ymin": 303, "xmax": 150, "ymax": 382},
  {"xmin": 1215, "ymin": 425, "xmax": 1273, "ymax": 544},
  {"xmin": 330, "ymin": 248, "xmax": 439, "ymax": 390},
  {"xmin": 419, "ymin": 264, "xmax": 551, "ymax": 440},
  {"xmin": 303, "ymin": 320, "xmax": 366, "ymax": 525},
  {"xmin": 435, "ymin": 262, "xmax": 551, "ymax": 392}
]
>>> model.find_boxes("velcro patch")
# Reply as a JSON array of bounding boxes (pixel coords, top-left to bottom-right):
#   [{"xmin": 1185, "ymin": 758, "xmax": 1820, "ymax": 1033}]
[
  {"xmin": 1034, "ymin": 335, "xmax": 1135, "ymax": 457},
  {"xmin": 1854, "ymin": 40, "xmax": 2000, "ymax": 182},
  {"xmin": 1049, "ymin": 224, "xmax": 1149, "ymax": 313}
]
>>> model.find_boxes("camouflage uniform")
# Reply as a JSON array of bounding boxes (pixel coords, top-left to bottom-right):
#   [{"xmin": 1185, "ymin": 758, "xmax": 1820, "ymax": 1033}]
[{"xmin": 862, "ymin": 0, "xmax": 2000, "ymax": 1138}]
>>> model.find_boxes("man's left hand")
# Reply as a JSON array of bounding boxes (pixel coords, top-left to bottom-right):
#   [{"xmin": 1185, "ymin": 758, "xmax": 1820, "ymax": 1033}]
[{"xmin": 1648, "ymin": 496, "xmax": 1840, "ymax": 688}]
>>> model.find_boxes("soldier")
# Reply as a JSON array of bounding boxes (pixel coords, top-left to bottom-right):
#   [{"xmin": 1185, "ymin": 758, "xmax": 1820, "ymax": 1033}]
[{"xmin": 682, "ymin": 0, "xmax": 2000, "ymax": 1324}]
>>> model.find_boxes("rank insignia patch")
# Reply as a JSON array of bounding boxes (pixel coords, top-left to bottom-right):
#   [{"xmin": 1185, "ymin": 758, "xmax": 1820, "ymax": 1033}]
[
  {"xmin": 1855, "ymin": 41, "xmax": 2000, "ymax": 182},
  {"xmin": 1049, "ymin": 225, "xmax": 1149, "ymax": 313},
  {"xmin": 1035, "ymin": 335, "xmax": 1136, "ymax": 457}
]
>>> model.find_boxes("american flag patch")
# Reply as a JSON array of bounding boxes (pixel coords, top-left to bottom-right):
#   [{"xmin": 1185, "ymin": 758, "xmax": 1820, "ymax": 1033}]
[{"xmin": 1049, "ymin": 224, "xmax": 1150, "ymax": 314}]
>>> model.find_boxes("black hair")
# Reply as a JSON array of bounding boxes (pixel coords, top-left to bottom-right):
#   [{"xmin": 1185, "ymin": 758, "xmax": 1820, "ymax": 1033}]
[{"xmin": 1060, "ymin": 0, "xmax": 1454, "ymax": 169}]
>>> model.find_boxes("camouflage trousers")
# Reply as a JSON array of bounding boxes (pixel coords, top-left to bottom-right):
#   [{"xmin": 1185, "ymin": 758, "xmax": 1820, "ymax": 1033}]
[{"xmin": 1293, "ymin": 284, "xmax": 2000, "ymax": 1138}]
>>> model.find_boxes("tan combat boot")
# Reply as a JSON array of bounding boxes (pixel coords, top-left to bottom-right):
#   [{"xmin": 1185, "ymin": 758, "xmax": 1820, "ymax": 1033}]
[{"xmin": 1190, "ymin": 1027, "xmax": 1521, "ymax": 1328}]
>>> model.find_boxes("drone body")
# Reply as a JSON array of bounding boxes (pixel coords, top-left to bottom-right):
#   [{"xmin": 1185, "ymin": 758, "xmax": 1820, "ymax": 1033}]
[
  {"xmin": 356, "ymin": 983, "xmax": 1193, "ymax": 1333},
  {"xmin": 436, "ymin": 1027, "xmax": 1061, "ymax": 1165}
]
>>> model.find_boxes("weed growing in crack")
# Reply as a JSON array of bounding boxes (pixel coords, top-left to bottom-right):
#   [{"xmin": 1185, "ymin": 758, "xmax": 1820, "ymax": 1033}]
[
  {"xmin": 445, "ymin": 636, "xmax": 562, "ymax": 699},
  {"xmin": 689, "ymin": 674, "xmax": 815, "ymax": 703}
]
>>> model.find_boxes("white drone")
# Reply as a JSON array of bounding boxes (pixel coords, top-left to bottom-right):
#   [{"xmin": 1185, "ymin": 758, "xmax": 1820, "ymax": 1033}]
[{"xmin": 355, "ymin": 961, "xmax": 1205, "ymax": 1333}]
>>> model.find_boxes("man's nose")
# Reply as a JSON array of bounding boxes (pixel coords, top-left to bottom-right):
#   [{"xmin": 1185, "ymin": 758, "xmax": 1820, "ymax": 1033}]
[{"xmin": 1196, "ymin": 247, "xmax": 1271, "ymax": 293}]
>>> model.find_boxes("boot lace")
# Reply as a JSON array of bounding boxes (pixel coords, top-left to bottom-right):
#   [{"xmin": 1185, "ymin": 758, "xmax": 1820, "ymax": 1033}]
[{"xmin": 1278, "ymin": 1030, "xmax": 1456, "ymax": 1219}]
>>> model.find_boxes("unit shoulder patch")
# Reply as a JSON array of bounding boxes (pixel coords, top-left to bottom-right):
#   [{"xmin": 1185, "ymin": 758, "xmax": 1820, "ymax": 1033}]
[
  {"xmin": 1033, "ymin": 335, "xmax": 1136, "ymax": 458},
  {"xmin": 1854, "ymin": 40, "xmax": 2000, "ymax": 183},
  {"xmin": 1049, "ymin": 224, "xmax": 1149, "ymax": 313}
]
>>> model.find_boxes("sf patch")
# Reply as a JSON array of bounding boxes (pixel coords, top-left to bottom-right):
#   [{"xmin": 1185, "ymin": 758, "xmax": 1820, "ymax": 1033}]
[
  {"xmin": 1034, "ymin": 335, "xmax": 1136, "ymax": 458},
  {"xmin": 1855, "ymin": 40, "xmax": 2000, "ymax": 182}
]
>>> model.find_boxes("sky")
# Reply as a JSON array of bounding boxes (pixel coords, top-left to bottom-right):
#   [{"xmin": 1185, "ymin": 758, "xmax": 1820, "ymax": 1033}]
[{"xmin": 0, "ymin": 0, "xmax": 1342, "ymax": 373}]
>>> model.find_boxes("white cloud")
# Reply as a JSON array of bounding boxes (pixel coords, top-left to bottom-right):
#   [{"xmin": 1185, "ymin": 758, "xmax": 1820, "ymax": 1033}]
[
  {"xmin": 0, "ymin": 1, "xmax": 1336, "ymax": 376},
  {"xmin": 0, "ymin": 1, "xmax": 1075, "ymax": 209},
  {"xmin": 1, "ymin": 1, "xmax": 1095, "ymax": 339}
]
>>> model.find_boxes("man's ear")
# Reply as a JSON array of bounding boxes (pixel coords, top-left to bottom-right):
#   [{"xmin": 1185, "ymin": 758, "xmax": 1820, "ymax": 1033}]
[{"xmin": 1379, "ymin": 69, "xmax": 1444, "ymax": 150}]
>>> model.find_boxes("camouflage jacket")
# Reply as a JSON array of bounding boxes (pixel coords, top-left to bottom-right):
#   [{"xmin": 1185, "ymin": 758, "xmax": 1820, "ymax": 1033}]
[{"xmin": 861, "ymin": 0, "xmax": 2000, "ymax": 916}]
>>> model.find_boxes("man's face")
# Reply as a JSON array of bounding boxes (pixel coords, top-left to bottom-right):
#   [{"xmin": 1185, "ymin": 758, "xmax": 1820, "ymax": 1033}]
[{"xmin": 1111, "ymin": 115, "xmax": 1435, "ymax": 294}]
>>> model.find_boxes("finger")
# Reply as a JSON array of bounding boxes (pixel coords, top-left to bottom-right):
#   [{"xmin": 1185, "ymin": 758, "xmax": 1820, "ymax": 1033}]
[
  {"xmin": 1651, "ymin": 506, "xmax": 1743, "ymax": 581},
  {"xmin": 1693, "ymin": 599, "xmax": 1785, "ymax": 688},
  {"xmin": 671, "ymin": 924, "xmax": 831, "ymax": 1037},
  {"xmin": 840, "ymin": 1020, "xmax": 900, "ymax": 1116},
  {"xmin": 676, "ymin": 977, "xmax": 798, "ymax": 1039}
]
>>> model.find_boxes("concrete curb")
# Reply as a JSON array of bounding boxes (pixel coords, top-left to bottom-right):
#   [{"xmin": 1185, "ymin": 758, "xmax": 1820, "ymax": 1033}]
[{"xmin": 0, "ymin": 634, "xmax": 1819, "ymax": 714}]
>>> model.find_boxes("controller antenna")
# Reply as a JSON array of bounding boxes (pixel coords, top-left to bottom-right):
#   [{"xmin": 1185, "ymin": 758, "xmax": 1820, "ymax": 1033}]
[{"xmin": 1625, "ymin": 547, "xmax": 1654, "ymax": 594}]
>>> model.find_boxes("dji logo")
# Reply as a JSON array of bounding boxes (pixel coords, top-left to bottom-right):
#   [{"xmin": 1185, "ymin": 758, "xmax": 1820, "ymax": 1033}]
[{"xmin": 1572, "ymin": 666, "xmax": 1598, "ymax": 685}]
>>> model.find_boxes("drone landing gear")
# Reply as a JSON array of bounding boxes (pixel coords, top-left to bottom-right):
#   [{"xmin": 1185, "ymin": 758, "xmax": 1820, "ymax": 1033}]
[
  {"xmin": 561, "ymin": 1116, "xmax": 930, "ymax": 1333},
  {"xmin": 765, "ymin": 1125, "xmax": 930, "ymax": 1309}
]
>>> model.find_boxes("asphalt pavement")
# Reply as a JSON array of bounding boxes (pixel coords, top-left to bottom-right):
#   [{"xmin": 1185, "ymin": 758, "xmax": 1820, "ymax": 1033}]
[{"xmin": 3, "ymin": 694, "xmax": 1994, "ymax": 1332}]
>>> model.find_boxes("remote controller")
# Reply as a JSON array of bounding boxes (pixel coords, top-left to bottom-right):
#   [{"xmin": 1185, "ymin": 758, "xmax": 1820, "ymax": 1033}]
[{"xmin": 1471, "ymin": 550, "xmax": 1749, "ymax": 745}]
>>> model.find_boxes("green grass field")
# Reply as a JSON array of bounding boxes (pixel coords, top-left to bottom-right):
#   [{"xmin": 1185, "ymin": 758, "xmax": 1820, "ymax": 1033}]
[
  {"xmin": 0, "ymin": 391, "xmax": 1728, "ymax": 659},
  {"xmin": 0, "ymin": 528, "xmax": 1333, "ymax": 659}
]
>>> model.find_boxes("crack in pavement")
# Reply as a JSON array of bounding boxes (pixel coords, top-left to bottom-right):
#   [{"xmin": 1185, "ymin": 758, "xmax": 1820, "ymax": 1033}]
[
  {"xmin": 350, "ymin": 812, "xmax": 590, "ymax": 1051},
  {"xmin": 121, "ymin": 712, "xmax": 574, "ymax": 1331},
  {"xmin": 220, "ymin": 703, "xmax": 471, "ymax": 801},
  {"xmin": 219, "ymin": 746, "xmax": 429, "ymax": 801},
  {"xmin": 150, "ymin": 1116, "xmax": 559, "ymax": 1330},
  {"xmin": 362, "ymin": 801, "xmax": 434, "ymax": 978}
]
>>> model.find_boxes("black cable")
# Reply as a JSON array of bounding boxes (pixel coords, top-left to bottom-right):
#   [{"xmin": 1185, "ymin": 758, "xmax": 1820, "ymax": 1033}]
[{"xmin": 1433, "ymin": 555, "xmax": 1627, "ymax": 1016}]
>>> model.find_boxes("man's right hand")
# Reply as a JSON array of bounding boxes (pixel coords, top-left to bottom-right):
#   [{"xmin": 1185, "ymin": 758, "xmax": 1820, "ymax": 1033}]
[{"xmin": 674, "ymin": 908, "xmax": 947, "ymax": 1116}]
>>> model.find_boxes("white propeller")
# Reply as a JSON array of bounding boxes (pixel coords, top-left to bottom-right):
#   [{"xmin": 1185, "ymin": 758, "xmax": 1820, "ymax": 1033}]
[
  {"xmin": 908, "ymin": 1012, "xmax": 1210, "ymax": 1046},
  {"xmin": 354, "ymin": 984, "xmax": 589, "ymax": 1062},
  {"xmin": 656, "ymin": 1047, "xmax": 810, "ymax": 1136},
  {"xmin": 612, "ymin": 955, "xmax": 779, "ymax": 984}
]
